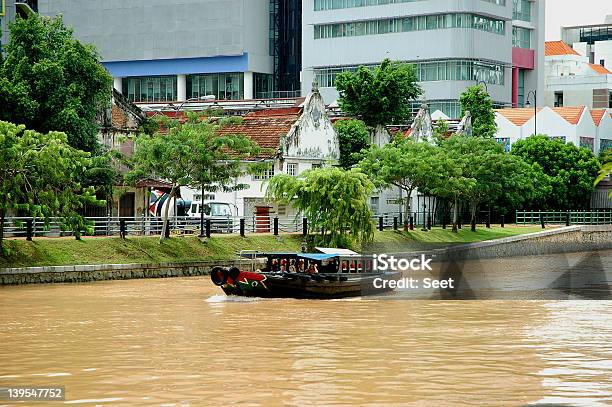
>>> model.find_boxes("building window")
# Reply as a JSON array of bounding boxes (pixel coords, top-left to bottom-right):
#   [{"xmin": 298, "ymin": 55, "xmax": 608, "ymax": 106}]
[
  {"xmin": 512, "ymin": 0, "xmax": 531, "ymax": 22},
  {"xmin": 315, "ymin": 59, "xmax": 506, "ymax": 88},
  {"xmin": 512, "ymin": 26, "xmax": 531, "ymax": 49},
  {"xmin": 370, "ymin": 197, "xmax": 380, "ymax": 215},
  {"xmin": 312, "ymin": 163, "xmax": 322, "ymax": 169},
  {"xmin": 517, "ymin": 69, "xmax": 525, "ymax": 107},
  {"xmin": 601, "ymin": 139, "xmax": 612, "ymax": 152},
  {"xmin": 314, "ymin": 13, "xmax": 505, "ymax": 39},
  {"xmin": 580, "ymin": 137, "xmax": 595, "ymax": 152},
  {"xmin": 253, "ymin": 165, "xmax": 275, "ymax": 181},
  {"xmin": 549, "ymin": 135, "xmax": 567, "ymax": 143},
  {"xmin": 315, "ymin": 0, "xmax": 504, "ymax": 11},
  {"xmin": 496, "ymin": 138, "xmax": 511, "ymax": 152},
  {"xmin": 287, "ymin": 163, "xmax": 298, "ymax": 177},
  {"xmin": 554, "ymin": 92, "xmax": 564, "ymax": 107},
  {"xmin": 187, "ymin": 73, "xmax": 244, "ymax": 101},
  {"xmin": 122, "ymin": 76, "xmax": 177, "ymax": 103},
  {"xmin": 255, "ymin": 73, "xmax": 275, "ymax": 99}
]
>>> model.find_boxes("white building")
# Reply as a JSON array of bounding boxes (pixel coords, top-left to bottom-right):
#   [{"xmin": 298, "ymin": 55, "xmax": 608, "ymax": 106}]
[
  {"xmin": 562, "ymin": 15, "xmax": 612, "ymax": 73},
  {"xmin": 494, "ymin": 106, "xmax": 612, "ymax": 154},
  {"xmin": 544, "ymin": 40, "xmax": 612, "ymax": 109},
  {"xmin": 302, "ymin": 0, "xmax": 546, "ymax": 118},
  {"xmin": 181, "ymin": 86, "xmax": 340, "ymax": 219}
]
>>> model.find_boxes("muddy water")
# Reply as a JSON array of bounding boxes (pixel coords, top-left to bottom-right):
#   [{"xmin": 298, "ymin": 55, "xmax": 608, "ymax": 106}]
[{"xmin": 1, "ymin": 255, "xmax": 611, "ymax": 406}]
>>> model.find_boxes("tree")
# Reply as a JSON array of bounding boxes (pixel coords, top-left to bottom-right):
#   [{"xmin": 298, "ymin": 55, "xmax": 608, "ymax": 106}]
[
  {"xmin": 435, "ymin": 136, "xmax": 535, "ymax": 231},
  {"xmin": 333, "ymin": 119, "xmax": 370, "ymax": 169},
  {"xmin": 126, "ymin": 113, "xmax": 261, "ymax": 241},
  {"xmin": 266, "ymin": 167, "xmax": 374, "ymax": 247},
  {"xmin": 511, "ymin": 135, "xmax": 600, "ymax": 209},
  {"xmin": 0, "ymin": 15, "xmax": 112, "ymax": 153},
  {"xmin": 0, "ymin": 121, "xmax": 102, "ymax": 252},
  {"xmin": 335, "ymin": 59, "xmax": 422, "ymax": 128},
  {"xmin": 459, "ymin": 85, "xmax": 497, "ymax": 138},
  {"xmin": 359, "ymin": 138, "xmax": 441, "ymax": 227}
]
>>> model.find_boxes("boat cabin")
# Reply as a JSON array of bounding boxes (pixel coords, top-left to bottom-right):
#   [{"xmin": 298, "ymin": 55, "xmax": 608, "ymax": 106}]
[{"xmin": 239, "ymin": 251, "xmax": 377, "ymax": 274}]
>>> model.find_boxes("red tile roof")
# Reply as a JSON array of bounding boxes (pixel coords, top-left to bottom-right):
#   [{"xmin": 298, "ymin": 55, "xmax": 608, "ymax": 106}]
[
  {"xmin": 496, "ymin": 108, "xmax": 540, "ymax": 126},
  {"xmin": 588, "ymin": 63, "xmax": 612, "ymax": 74},
  {"xmin": 590, "ymin": 109, "xmax": 606, "ymax": 125},
  {"xmin": 551, "ymin": 106, "xmax": 585, "ymax": 124},
  {"xmin": 545, "ymin": 41, "xmax": 580, "ymax": 56},
  {"xmin": 218, "ymin": 108, "xmax": 301, "ymax": 158},
  {"xmin": 496, "ymin": 106, "xmax": 586, "ymax": 126}
]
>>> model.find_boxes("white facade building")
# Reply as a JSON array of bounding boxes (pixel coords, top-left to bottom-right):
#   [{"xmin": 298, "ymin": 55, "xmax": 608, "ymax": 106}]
[
  {"xmin": 494, "ymin": 106, "xmax": 612, "ymax": 154},
  {"xmin": 302, "ymin": 0, "xmax": 546, "ymax": 118},
  {"xmin": 562, "ymin": 15, "xmax": 612, "ymax": 73},
  {"xmin": 544, "ymin": 40, "xmax": 612, "ymax": 109},
  {"xmin": 181, "ymin": 86, "xmax": 340, "ymax": 218}
]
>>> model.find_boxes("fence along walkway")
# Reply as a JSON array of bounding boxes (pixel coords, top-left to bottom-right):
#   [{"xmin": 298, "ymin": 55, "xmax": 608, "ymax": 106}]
[{"xmin": 516, "ymin": 210, "xmax": 612, "ymax": 226}]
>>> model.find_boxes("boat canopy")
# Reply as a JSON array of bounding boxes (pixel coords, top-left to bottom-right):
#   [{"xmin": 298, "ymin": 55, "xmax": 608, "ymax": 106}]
[{"xmin": 298, "ymin": 253, "xmax": 340, "ymax": 261}]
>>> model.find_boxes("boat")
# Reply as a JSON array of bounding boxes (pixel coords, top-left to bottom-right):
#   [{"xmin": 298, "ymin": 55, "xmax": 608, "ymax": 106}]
[{"xmin": 210, "ymin": 250, "xmax": 401, "ymax": 299}]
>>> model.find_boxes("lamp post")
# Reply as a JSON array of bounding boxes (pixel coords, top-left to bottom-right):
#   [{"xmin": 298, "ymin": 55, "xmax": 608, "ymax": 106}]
[
  {"xmin": 477, "ymin": 80, "xmax": 488, "ymax": 94},
  {"xmin": 525, "ymin": 90, "xmax": 537, "ymax": 136}
]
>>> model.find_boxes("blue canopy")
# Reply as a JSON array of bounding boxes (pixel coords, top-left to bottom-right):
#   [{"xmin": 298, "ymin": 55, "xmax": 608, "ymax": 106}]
[{"xmin": 297, "ymin": 253, "xmax": 339, "ymax": 261}]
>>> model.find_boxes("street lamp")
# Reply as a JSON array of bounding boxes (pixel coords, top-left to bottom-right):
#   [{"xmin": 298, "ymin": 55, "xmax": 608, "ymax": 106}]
[
  {"xmin": 477, "ymin": 80, "xmax": 488, "ymax": 94},
  {"xmin": 525, "ymin": 90, "xmax": 537, "ymax": 136}
]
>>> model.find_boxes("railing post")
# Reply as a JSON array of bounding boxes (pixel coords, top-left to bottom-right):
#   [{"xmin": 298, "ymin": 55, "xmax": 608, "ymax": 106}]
[
  {"xmin": 378, "ymin": 216, "xmax": 384, "ymax": 231},
  {"xmin": 566, "ymin": 211, "xmax": 570, "ymax": 227},
  {"xmin": 393, "ymin": 217, "xmax": 398, "ymax": 231},
  {"xmin": 409, "ymin": 215, "xmax": 414, "ymax": 231},
  {"xmin": 205, "ymin": 219, "xmax": 211, "ymax": 238},
  {"xmin": 120, "ymin": 219, "xmax": 127, "ymax": 239},
  {"xmin": 486, "ymin": 212, "xmax": 491, "ymax": 228},
  {"xmin": 427, "ymin": 215, "xmax": 431, "ymax": 230},
  {"xmin": 540, "ymin": 216, "xmax": 545, "ymax": 229},
  {"xmin": 240, "ymin": 218, "xmax": 245, "ymax": 237},
  {"xmin": 302, "ymin": 217, "xmax": 307, "ymax": 236},
  {"xmin": 501, "ymin": 215, "xmax": 505, "ymax": 228},
  {"xmin": 26, "ymin": 218, "xmax": 33, "ymax": 241},
  {"xmin": 458, "ymin": 215, "xmax": 462, "ymax": 229},
  {"xmin": 274, "ymin": 217, "xmax": 279, "ymax": 236}
]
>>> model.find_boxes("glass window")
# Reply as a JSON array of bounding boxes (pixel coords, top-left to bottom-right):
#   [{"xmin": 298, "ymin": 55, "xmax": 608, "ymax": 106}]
[
  {"xmin": 287, "ymin": 163, "xmax": 298, "ymax": 177},
  {"xmin": 512, "ymin": 0, "xmax": 531, "ymax": 22},
  {"xmin": 122, "ymin": 76, "xmax": 177, "ymax": 103},
  {"xmin": 187, "ymin": 73, "xmax": 245, "ymax": 100},
  {"xmin": 512, "ymin": 26, "xmax": 531, "ymax": 48}
]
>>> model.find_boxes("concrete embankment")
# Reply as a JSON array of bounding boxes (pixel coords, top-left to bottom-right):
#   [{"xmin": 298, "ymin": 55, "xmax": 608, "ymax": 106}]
[
  {"xmin": 1, "ymin": 226, "xmax": 611, "ymax": 285},
  {"xmin": 0, "ymin": 259, "xmax": 257, "ymax": 285},
  {"xmin": 430, "ymin": 225, "xmax": 612, "ymax": 261}
]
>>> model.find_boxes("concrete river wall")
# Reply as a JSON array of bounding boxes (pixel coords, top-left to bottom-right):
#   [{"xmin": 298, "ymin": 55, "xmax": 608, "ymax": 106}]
[{"xmin": 1, "ymin": 226, "xmax": 611, "ymax": 285}]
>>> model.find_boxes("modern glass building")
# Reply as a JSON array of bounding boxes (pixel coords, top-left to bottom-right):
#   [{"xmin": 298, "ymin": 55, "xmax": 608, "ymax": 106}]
[
  {"xmin": 38, "ymin": 0, "xmax": 299, "ymax": 104},
  {"xmin": 302, "ymin": 0, "xmax": 546, "ymax": 118},
  {"xmin": 562, "ymin": 16, "xmax": 612, "ymax": 72}
]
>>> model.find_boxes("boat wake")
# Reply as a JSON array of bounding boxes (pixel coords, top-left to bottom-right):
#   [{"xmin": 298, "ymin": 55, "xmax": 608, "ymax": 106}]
[{"xmin": 205, "ymin": 294, "xmax": 270, "ymax": 303}]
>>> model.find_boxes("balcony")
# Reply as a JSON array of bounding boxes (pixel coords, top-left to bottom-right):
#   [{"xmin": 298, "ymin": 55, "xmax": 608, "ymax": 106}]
[{"xmin": 15, "ymin": 0, "xmax": 38, "ymax": 17}]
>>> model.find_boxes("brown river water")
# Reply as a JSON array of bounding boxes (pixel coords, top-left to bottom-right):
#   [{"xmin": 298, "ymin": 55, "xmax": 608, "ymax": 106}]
[{"xmin": 1, "ymin": 251, "xmax": 612, "ymax": 406}]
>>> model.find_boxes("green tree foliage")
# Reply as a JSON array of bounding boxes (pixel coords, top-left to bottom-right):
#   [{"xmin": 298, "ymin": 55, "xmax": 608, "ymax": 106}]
[
  {"xmin": 266, "ymin": 167, "xmax": 374, "ymax": 247},
  {"xmin": 459, "ymin": 85, "xmax": 497, "ymax": 138},
  {"xmin": 0, "ymin": 121, "xmax": 102, "ymax": 251},
  {"xmin": 335, "ymin": 59, "xmax": 423, "ymax": 127},
  {"xmin": 440, "ymin": 136, "xmax": 536, "ymax": 230},
  {"xmin": 126, "ymin": 113, "xmax": 261, "ymax": 241},
  {"xmin": 0, "ymin": 15, "xmax": 112, "ymax": 153},
  {"xmin": 511, "ymin": 135, "xmax": 601, "ymax": 209},
  {"xmin": 333, "ymin": 119, "xmax": 370, "ymax": 169},
  {"xmin": 359, "ymin": 138, "xmax": 441, "ymax": 225}
]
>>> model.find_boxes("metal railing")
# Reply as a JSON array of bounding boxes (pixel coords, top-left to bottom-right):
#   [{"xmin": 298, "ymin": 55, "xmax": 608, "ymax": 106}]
[{"xmin": 516, "ymin": 210, "xmax": 612, "ymax": 225}]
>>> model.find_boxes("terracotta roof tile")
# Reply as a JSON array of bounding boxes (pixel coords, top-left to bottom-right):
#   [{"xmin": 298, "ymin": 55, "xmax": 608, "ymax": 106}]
[
  {"xmin": 551, "ymin": 106, "xmax": 585, "ymax": 125},
  {"xmin": 590, "ymin": 109, "xmax": 606, "ymax": 126},
  {"xmin": 495, "ymin": 108, "xmax": 540, "ymax": 126},
  {"xmin": 218, "ymin": 109, "xmax": 301, "ymax": 158},
  {"xmin": 545, "ymin": 41, "xmax": 580, "ymax": 56},
  {"xmin": 588, "ymin": 63, "xmax": 612, "ymax": 74}
]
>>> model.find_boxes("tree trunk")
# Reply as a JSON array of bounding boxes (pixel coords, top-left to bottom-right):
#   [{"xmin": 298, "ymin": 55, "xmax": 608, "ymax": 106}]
[
  {"xmin": 0, "ymin": 208, "xmax": 5, "ymax": 253},
  {"xmin": 403, "ymin": 188, "xmax": 412, "ymax": 230},
  {"xmin": 452, "ymin": 196, "xmax": 459, "ymax": 233},
  {"xmin": 160, "ymin": 186, "xmax": 176, "ymax": 242},
  {"xmin": 470, "ymin": 201, "xmax": 477, "ymax": 232}
]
